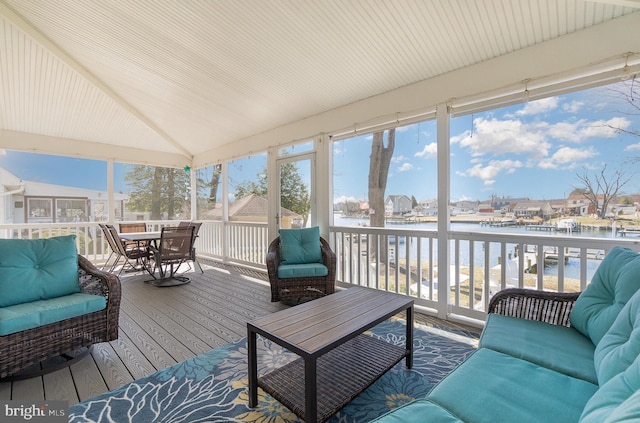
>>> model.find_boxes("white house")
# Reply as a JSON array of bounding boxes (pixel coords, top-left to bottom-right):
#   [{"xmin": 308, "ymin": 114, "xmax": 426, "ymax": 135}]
[
  {"xmin": 418, "ymin": 199, "xmax": 439, "ymax": 216},
  {"xmin": 0, "ymin": 167, "xmax": 128, "ymax": 225},
  {"xmin": 385, "ymin": 195, "xmax": 413, "ymax": 216}
]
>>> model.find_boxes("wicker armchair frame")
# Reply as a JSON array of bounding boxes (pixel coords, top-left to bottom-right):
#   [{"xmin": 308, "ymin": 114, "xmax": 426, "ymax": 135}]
[
  {"xmin": 0, "ymin": 255, "xmax": 121, "ymax": 379},
  {"xmin": 487, "ymin": 287, "xmax": 580, "ymax": 327},
  {"xmin": 266, "ymin": 236, "xmax": 336, "ymax": 302}
]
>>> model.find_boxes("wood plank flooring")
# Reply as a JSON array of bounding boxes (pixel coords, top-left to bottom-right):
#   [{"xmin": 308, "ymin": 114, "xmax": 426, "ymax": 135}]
[{"xmin": 0, "ymin": 260, "xmax": 479, "ymax": 407}]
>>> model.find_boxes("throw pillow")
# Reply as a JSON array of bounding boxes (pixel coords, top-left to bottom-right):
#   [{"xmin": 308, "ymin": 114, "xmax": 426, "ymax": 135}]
[{"xmin": 279, "ymin": 227, "xmax": 323, "ymax": 265}]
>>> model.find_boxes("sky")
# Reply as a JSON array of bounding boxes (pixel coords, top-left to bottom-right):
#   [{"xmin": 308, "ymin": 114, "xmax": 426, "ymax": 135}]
[
  {"xmin": 334, "ymin": 80, "xmax": 640, "ymax": 204},
  {"xmin": 1, "ymin": 81, "xmax": 639, "ymax": 205}
]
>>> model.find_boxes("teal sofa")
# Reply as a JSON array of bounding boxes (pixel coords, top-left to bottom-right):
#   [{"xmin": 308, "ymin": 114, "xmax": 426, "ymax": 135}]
[
  {"xmin": 371, "ymin": 246, "xmax": 640, "ymax": 423},
  {"xmin": 0, "ymin": 235, "xmax": 121, "ymax": 379}
]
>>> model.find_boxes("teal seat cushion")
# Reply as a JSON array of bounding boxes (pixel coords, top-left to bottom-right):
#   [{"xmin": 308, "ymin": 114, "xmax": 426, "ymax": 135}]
[
  {"xmin": 480, "ymin": 313, "xmax": 597, "ymax": 383},
  {"xmin": 279, "ymin": 227, "xmax": 322, "ymax": 265},
  {"xmin": 0, "ymin": 293, "xmax": 106, "ymax": 336},
  {"xmin": 593, "ymin": 288, "xmax": 640, "ymax": 385},
  {"xmin": 580, "ymin": 355, "xmax": 640, "ymax": 422},
  {"xmin": 427, "ymin": 349, "xmax": 598, "ymax": 423},
  {"xmin": 370, "ymin": 399, "xmax": 463, "ymax": 423},
  {"xmin": 0, "ymin": 235, "xmax": 80, "ymax": 307},
  {"xmin": 277, "ymin": 263, "xmax": 328, "ymax": 279},
  {"xmin": 570, "ymin": 246, "xmax": 640, "ymax": 346}
]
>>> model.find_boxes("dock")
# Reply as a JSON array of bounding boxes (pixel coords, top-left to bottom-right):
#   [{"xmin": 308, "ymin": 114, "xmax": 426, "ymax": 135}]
[
  {"xmin": 619, "ymin": 228, "xmax": 640, "ymax": 237},
  {"xmin": 525, "ymin": 224, "xmax": 556, "ymax": 232}
]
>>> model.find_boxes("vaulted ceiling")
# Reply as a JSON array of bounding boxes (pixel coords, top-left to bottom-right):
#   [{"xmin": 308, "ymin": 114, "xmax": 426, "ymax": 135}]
[{"xmin": 1, "ymin": 0, "xmax": 639, "ymax": 168}]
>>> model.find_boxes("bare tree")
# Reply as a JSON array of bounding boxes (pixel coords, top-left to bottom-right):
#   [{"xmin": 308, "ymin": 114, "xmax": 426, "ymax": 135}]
[
  {"xmin": 367, "ymin": 129, "xmax": 395, "ymax": 266},
  {"xmin": 605, "ymin": 78, "xmax": 640, "ymax": 139},
  {"xmin": 575, "ymin": 164, "xmax": 632, "ymax": 219},
  {"xmin": 368, "ymin": 129, "xmax": 395, "ymax": 228}
]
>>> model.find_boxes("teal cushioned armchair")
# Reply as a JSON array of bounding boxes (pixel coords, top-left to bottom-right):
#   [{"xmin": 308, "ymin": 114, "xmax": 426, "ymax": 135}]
[{"xmin": 266, "ymin": 227, "xmax": 336, "ymax": 302}]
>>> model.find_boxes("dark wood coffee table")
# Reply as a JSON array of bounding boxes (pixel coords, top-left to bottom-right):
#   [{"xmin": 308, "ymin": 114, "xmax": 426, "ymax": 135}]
[{"xmin": 247, "ymin": 286, "xmax": 413, "ymax": 423}]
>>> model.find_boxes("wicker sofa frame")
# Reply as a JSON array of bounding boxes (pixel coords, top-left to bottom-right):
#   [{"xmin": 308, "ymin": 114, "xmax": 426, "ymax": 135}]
[
  {"xmin": 0, "ymin": 255, "xmax": 121, "ymax": 379},
  {"xmin": 488, "ymin": 287, "xmax": 581, "ymax": 326},
  {"xmin": 266, "ymin": 236, "xmax": 336, "ymax": 302}
]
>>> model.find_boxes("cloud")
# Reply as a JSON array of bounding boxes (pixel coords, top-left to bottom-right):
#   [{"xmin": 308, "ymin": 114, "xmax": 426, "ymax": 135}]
[
  {"xmin": 392, "ymin": 155, "xmax": 407, "ymax": 163},
  {"xmin": 515, "ymin": 97, "xmax": 559, "ymax": 116},
  {"xmin": 581, "ymin": 117, "xmax": 631, "ymax": 138},
  {"xmin": 334, "ymin": 195, "xmax": 361, "ymax": 203},
  {"xmin": 462, "ymin": 159, "xmax": 523, "ymax": 185},
  {"xmin": 452, "ymin": 117, "xmax": 550, "ymax": 159},
  {"xmin": 398, "ymin": 162, "xmax": 413, "ymax": 172},
  {"xmin": 452, "ymin": 114, "xmax": 632, "ymax": 165},
  {"xmin": 415, "ymin": 142, "xmax": 437, "ymax": 158},
  {"xmin": 538, "ymin": 147, "xmax": 598, "ymax": 169},
  {"xmin": 625, "ymin": 143, "xmax": 640, "ymax": 151},
  {"xmin": 548, "ymin": 117, "xmax": 631, "ymax": 143},
  {"xmin": 562, "ymin": 100, "xmax": 584, "ymax": 113}
]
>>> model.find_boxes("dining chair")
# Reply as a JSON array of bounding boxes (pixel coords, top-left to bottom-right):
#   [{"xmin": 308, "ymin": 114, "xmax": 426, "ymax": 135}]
[
  {"xmin": 101, "ymin": 224, "xmax": 150, "ymax": 275},
  {"xmin": 177, "ymin": 221, "xmax": 203, "ymax": 273},
  {"xmin": 119, "ymin": 222, "xmax": 149, "ymax": 249},
  {"xmin": 147, "ymin": 226, "xmax": 195, "ymax": 286}
]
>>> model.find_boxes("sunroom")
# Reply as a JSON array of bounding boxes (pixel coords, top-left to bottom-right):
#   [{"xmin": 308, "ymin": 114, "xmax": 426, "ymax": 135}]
[{"xmin": 1, "ymin": 1, "xmax": 640, "ymax": 421}]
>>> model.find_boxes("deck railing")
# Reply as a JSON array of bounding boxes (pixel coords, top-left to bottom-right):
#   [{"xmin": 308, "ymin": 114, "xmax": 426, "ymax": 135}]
[
  {"xmin": 0, "ymin": 220, "xmax": 267, "ymax": 268},
  {"xmin": 3, "ymin": 221, "xmax": 640, "ymax": 324},
  {"xmin": 329, "ymin": 225, "xmax": 640, "ymax": 322}
]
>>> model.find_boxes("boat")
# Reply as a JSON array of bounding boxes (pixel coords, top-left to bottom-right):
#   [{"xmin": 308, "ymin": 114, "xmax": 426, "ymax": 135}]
[{"xmin": 556, "ymin": 218, "xmax": 578, "ymax": 231}]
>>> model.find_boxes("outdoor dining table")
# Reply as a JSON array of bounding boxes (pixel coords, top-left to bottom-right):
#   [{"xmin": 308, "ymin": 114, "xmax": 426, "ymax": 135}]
[
  {"xmin": 119, "ymin": 231, "xmax": 162, "ymax": 246},
  {"xmin": 118, "ymin": 231, "xmax": 161, "ymax": 276}
]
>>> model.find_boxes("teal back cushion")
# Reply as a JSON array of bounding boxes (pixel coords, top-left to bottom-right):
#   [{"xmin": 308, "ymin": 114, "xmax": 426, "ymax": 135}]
[
  {"xmin": 593, "ymin": 289, "xmax": 640, "ymax": 385},
  {"xmin": 570, "ymin": 247, "xmax": 640, "ymax": 346},
  {"xmin": 580, "ymin": 354, "xmax": 640, "ymax": 423},
  {"xmin": 279, "ymin": 227, "xmax": 322, "ymax": 265},
  {"xmin": 0, "ymin": 235, "xmax": 80, "ymax": 307}
]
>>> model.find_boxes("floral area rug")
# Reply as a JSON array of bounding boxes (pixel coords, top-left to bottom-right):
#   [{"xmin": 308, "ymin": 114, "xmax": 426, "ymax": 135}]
[{"xmin": 69, "ymin": 318, "xmax": 478, "ymax": 422}]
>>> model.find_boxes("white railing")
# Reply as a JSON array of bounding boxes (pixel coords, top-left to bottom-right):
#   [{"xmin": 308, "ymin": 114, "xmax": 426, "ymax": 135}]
[
  {"xmin": 5, "ymin": 221, "xmax": 640, "ymax": 324},
  {"xmin": 330, "ymin": 226, "xmax": 640, "ymax": 322},
  {"xmin": 0, "ymin": 221, "xmax": 268, "ymax": 269},
  {"xmin": 0, "ymin": 223, "xmax": 110, "ymax": 263},
  {"xmin": 196, "ymin": 221, "xmax": 268, "ymax": 268}
]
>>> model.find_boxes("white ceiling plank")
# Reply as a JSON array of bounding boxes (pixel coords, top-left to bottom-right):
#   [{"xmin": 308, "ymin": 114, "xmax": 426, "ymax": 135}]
[{"xmin": 0, "ymin": 1, "xmax": 192, "ymax": 159}]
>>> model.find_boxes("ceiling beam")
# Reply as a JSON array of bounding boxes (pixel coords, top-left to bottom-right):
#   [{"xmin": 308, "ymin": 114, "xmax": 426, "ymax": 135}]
[
  {"xmin": 0, "ymin": 130, "xmax": 191, "ymax": 168},
  {"xmin": 589, "ymin": 0, "xmax": 640, "ymax": 8}
]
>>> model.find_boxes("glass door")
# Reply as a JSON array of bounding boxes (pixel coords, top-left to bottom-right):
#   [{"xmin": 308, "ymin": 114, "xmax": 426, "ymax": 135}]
[{"xmin": 276, "ymin": 153, "xmax": 314, "ymax": 229}]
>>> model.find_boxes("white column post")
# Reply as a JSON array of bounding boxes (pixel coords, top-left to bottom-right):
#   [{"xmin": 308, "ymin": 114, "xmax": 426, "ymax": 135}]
[
  {"xmin": 107, "ymin": 159, "xmax": 115, "ymax": 223},
  {"xmin": 190, "ymin": 166, "xmax": 197, "ymax": 221},
  {"xmin": 436, "ymin": 103, "xmax": 451, "ymax": 320},
  {"xmin": 316, "ymin": 134, "xmax": 331, "ymax": 239}
]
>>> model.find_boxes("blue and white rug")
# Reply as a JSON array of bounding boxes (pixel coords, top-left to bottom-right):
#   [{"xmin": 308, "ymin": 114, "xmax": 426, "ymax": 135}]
[{"xmin": 69, "ymin": 319, "xmax": 478, "ymax": 422}]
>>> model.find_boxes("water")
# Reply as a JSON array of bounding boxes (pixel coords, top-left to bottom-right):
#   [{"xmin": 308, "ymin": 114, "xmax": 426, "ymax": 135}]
[{"xmin": 333, "ymin": 215, "xmax": 618, "ymax": 281}]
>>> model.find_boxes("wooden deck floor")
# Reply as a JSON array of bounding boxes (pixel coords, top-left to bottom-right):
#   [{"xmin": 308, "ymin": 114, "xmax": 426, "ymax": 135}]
[{"xmin": 0, "ymin": 260, "xmax": 479, "ymax": 406}]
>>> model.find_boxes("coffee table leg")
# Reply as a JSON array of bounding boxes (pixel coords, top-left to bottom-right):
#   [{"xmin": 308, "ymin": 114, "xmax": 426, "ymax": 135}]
[
  {"xmin": 305, "ymin": 357, "xmax": 317, "ymax": 423},
  {"xmin": 248, "ymin": 328, "xmax": 258, "ymax": 407},
  {"xmin": 406, "ymin": 305, "xmax": 413, "ymax": 369}
]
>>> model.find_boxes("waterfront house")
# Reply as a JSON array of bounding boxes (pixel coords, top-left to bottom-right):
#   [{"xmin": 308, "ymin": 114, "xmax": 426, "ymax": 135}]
[
  {"xmin": 417, "ymin": 199, "xmax": 438, "ymax": 216},
  {"xmin": 385, "ymin": 195, "xmax": 413, "ymax": 216},
  {"xmin": 513, "ymin": 201, "xmax": 553, "ymax": 219}
]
